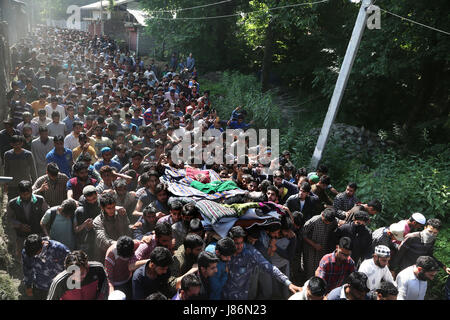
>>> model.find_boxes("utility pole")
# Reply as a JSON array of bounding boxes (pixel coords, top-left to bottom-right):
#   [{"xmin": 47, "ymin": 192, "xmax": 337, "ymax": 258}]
[{"xmin": 310, "ymin": 0, "xmax": 373, "ymax": 170}]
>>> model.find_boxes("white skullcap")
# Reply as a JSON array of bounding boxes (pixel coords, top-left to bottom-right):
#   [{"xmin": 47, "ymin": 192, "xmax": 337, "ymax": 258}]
[{"xmin": 411, "ymin": 212, "xmax": 426, "ymax": 225}]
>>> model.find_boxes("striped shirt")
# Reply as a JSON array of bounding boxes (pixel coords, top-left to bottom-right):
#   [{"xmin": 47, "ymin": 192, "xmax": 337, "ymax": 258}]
[{"xmin": 32, "ymin": 173, "xmax": 69, "ymax": 207}]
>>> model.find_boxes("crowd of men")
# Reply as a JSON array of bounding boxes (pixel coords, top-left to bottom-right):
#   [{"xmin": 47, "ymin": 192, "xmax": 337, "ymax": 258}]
[{"xmin": 1, "ymin": 27, "xmax": 449, "ymax": 300}]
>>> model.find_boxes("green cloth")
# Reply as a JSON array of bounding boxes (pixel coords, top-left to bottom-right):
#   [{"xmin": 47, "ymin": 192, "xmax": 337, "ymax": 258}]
[
  {"xmin": 190, "ymin": 180, "xmax": 239, "ymax": 194},
  {"xmin": 223, "ymin": 202, "xmax": 260, "ymax": 217}
]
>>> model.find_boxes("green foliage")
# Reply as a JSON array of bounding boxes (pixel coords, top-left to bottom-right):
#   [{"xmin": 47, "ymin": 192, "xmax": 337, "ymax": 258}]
[
  {"xmin": 343, "ymin": 146, "xmax": 450, "ymax": 229},
  {"xmin": 202, "ymin": 71, "xmax": 281, "ymax": 129},
  {"xmin": 426, "ymin": 226, "xmax": 450, "ymax": 300},
  {"xmin": 140, "ymin": 0, "xmax": 252, "ymax": 72}
]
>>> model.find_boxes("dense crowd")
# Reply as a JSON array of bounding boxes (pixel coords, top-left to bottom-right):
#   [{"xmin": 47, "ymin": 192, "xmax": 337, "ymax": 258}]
[{"xmin": 1, "ymin": 27, "xmax": 448, "ymax": 300}]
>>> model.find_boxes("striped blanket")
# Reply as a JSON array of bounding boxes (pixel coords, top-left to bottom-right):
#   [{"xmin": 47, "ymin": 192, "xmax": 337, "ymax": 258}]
[{"xmin": 161, "ymin": 165, "xmax": 247, "ymax": 201}]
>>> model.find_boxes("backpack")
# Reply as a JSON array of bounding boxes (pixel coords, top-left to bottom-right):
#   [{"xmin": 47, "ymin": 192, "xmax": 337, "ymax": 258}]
[{"xmin": 46, "ymin": 207, "xmax": 75, "ymax": 232}]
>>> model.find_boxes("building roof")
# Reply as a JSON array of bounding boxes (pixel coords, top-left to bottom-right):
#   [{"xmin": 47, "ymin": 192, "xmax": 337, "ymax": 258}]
[
  {"xmin": 126, "ymin": 9, "xmax": 149, "ymax": 26},
  {"xmin": 80, "ymin": 0, "xmax": 135, "ymax": 11}
]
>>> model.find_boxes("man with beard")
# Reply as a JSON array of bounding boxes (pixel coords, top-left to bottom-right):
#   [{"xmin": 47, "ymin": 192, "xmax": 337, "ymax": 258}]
[
  {"xmin": 168, "ymin": 234, "xmax": 204, "ymax": 292},
  {"xmin": 32, "ymin": 126, "xmax": 54, "ymax": 177},
  {"xmin": 6, "ymin": 180, "xmax": 48, "ymax": 258},
  {"xmin": 22, "ymin": 125, "xmax": 34, "ymax": 151},
  {"xmin": 315, "ymin": 236, "xmax": 356, "ymax": 294},
  {"xmin": 194, "ymin": 251, "xmax": 219, "ymax": 300},
  {"xmin": 33, "ymin": 162, "xmax": 69, "ymax": 207},
  {"xmin": 333, "ymin": 182, "xmax": 359, "ymax": 213},
  {"xmin": 113, "ymin": 178, "xmax": 137, "ymax": 223},
  {"xmin": 129, "ymin": 222, "xmax": 173, "ymax": 272},
  {"xmin": 172, "ymin": 273, "xmax": 202, "ymax": 300},
  {"xmin": 17, "ymin": 112, "xmax": 39, "ymax": 137},
  {"xmin": 132, "ymin": 246, "xmax": 174, "ymax": 300},
  {"xmin": 94, "ymin": 147, "xmax": 122, "ymax": 172},
  {"xmin": 67, "ymin": 162, "xmax": 97, "ymax": 201},
  {"xmin": 302, "ymin": 208, "xmax": 338, "ymax": 279},
  {"xmin": 358, "ymin": 245, "xmax": 395, "ymax": 291},
  {"xmin": 120, "ymin": 150, "xmax": 147, "ymax": 175},
  {"xmin": 132, "ymin": 204, "xmax": 158, "ymax": 241},
  {"xmin": 74, "ymin": 186, "xmax": 102, "ymax": 260},
  {"xmin": 93, "ymin": 192, "xmax": 131, "ymax": 262},
  {"xmin": 205, "ymin": 237, "xmax": 237, "ymax": 300},
  {"xmin": 333, "ymin": 210, "xmax": 372, "ymax": 266},
  {"xmin": 396, "ymin": 255, "xmax": 440, "ymax": 300},
  {"xmin": 391, "ymin": 218, "xmax": 450, "ymax": 276}
]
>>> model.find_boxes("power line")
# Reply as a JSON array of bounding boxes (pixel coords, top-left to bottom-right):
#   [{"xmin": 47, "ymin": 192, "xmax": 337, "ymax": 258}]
[
  {"xmin": 147, "ymin": 0, "xmax": 233, "ymax": 14},
  {"xmin": 147, "ymin": 0, "xmax": 329, "ymax": 21},
  {"xmin": 379, "ymin": 7, "xmax": 450, "ymax": 36}
]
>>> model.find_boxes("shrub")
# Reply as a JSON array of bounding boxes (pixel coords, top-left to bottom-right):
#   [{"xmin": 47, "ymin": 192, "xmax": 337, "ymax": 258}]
[{"xmin": 203, "ymin": 71, "xmax": 281, "ymax": 130}]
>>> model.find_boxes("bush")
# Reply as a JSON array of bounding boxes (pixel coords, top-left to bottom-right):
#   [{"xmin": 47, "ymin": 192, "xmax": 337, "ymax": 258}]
[
  {"xmin": 203, "ymin": 71, "xmax": 281, "ymax": 130},
  {"xmin": 342, "ymin": 145, "xmax": 450, "ymax": 229},
  {"xmin": 426, "ymin": 226, "xmax": 450, "ymax": 300}
]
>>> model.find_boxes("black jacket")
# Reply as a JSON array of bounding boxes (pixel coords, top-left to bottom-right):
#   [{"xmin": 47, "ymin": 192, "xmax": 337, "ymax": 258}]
[
  {"xmin": 8, "ymin": 195, "xmax": 46, "ymax": 238},
  {"xmin": 333, "ymin": 222, "xmax": 372, "ymax": 265},
  {"xmin": 285, "ymin": 194, "xmax": 320, "ymax": 222}
]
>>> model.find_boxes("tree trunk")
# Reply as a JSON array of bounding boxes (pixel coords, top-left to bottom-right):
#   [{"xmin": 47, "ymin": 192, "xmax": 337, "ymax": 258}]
[{"xmin": 261, "ymin": 1, "xmax": 279, "ymax": 92}]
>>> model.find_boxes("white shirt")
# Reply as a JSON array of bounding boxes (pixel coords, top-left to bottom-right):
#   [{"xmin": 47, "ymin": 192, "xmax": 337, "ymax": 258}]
[
  {"xmin": 358, "ymin": 258, "xmax": 395, "ymax": 291},
  {"xmin": 396, "ymin": 265, "xmax": 427, "ymax": 300},
  {"xmin": 64, "ymin": 132, "xmax": 80, "ymax": 150},
  {"xmin": 45, "ymin": 104, "xmax": 66, "ymax": 119},
  {"xmin": 300, "ymin": 200, "xmax": 305, "ymax": 211},
  {"xmin": 288, "ymin": 280, "xmax": 310, "ymax": 300},
  {"xmin": 47, "ymin": 122, "xmax": 66, "ymax": 137}
]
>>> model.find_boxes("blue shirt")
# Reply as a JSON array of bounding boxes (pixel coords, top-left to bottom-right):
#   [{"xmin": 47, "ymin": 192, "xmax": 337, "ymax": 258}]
[
  {"xmin": 131, "ymin": 117, "xmax": 144, "ymax": 128},
  {"xmin": 228, "ymin": 121, "xmax": 251, "ymax": 130},
  {"xmin": 62, "ymin": 115, "xmax": 79, "ymax": 132},
  {"xmin": 46, "ymin": 148, "xmax": 73, "ymax": 178},
  {"xmin": 205, "ymin": 242, "xmax": 228, "ymax": 300},
  {"xmin": 93, "ymin": 159, "xmax": 122, "ymax": 172},
  {"xmin": 22, "ymin": 239, "xmax": 70, "ymax": 290}
]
